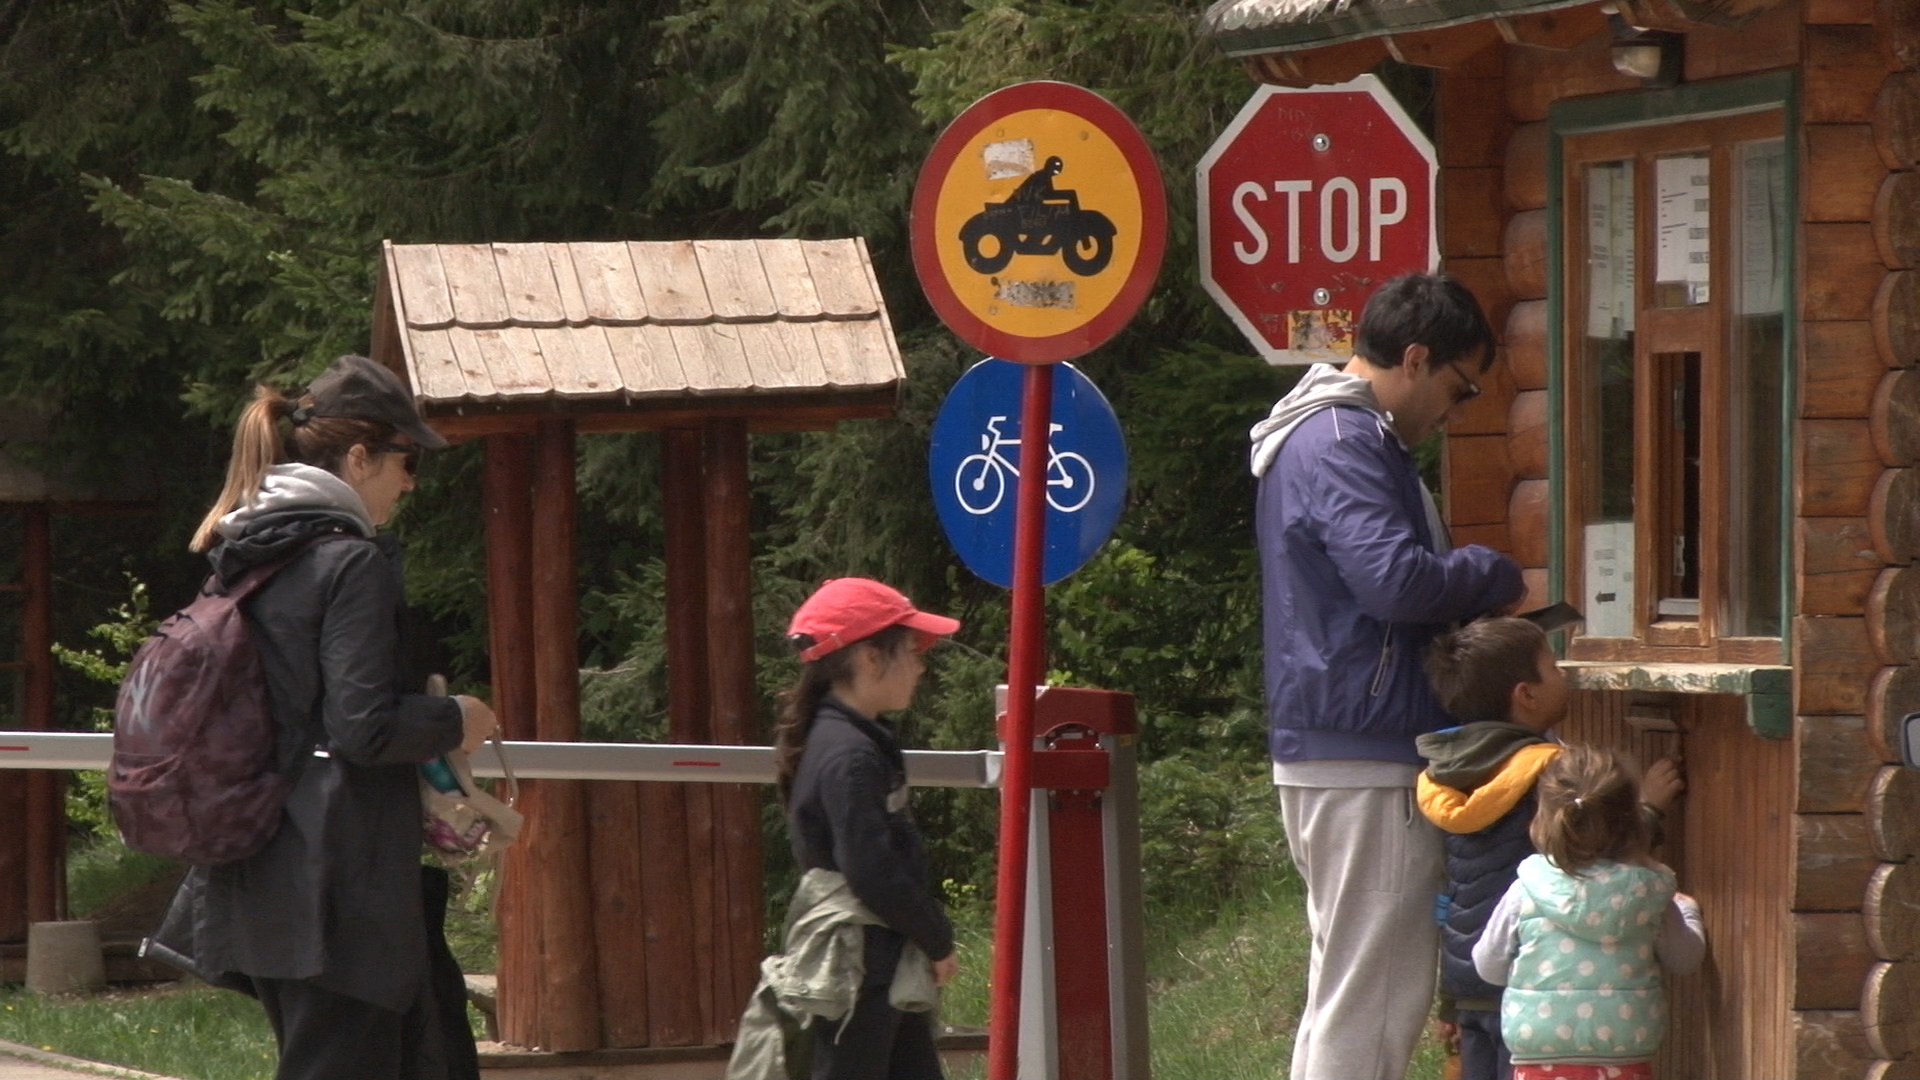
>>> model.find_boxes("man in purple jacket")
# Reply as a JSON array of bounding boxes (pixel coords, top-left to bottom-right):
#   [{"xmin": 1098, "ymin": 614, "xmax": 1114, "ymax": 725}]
[{"xmin": 1249, "ymin": 273, "xmax": 1524, "ymax": 1080}]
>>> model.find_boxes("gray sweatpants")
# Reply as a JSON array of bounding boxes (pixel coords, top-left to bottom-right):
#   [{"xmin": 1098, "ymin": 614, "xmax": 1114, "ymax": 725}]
[{"xmin": 1277, "ymin": 784, "xmax": 1445, "ymax": 1080}]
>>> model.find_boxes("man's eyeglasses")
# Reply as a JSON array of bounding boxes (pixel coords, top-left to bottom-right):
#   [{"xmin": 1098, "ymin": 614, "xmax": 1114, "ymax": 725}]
[
  {"xmin": 370, "ymin": 442, "xmax": 423, "ymax": 476},
  {"xmin": 1443, "ymin": 363, "xmax": 1482, "ymax": 405}
]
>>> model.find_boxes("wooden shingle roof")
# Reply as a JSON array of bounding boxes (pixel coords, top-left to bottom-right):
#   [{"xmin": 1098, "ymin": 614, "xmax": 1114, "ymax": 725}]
[
  {"xmin": 372, "ymin": 238, "xmax": 904, "ymax": 434},
  {"xmin": 1199, "ymin": 0, "xmax": 1783, "ymax": 55}
]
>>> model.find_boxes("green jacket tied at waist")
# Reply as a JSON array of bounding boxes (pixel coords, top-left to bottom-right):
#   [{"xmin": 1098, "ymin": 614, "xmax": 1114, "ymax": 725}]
[{"xmin": 726, "ymin": 868, "xmax": 940, "ymax": 1080}]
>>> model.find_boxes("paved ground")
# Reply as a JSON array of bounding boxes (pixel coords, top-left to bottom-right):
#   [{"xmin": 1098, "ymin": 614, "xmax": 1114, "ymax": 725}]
[{"xmin": 0, "ymin": 1041, "xmax": 171, "ymax": 1080}]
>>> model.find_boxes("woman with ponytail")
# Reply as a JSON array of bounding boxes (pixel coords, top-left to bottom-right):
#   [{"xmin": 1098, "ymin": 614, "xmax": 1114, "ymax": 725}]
[
  {"xmin": 151, "ymin": 356, "xmax": 496, "ymax": 1080},
  {"xmin": 731, "ymin": 578, "xmax": 960, "ymax": 1080}
]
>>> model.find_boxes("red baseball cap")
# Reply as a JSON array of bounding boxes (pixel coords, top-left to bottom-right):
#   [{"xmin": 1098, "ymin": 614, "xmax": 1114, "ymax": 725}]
[{"xmin": 788, "ymin": 578, "xmax": 961, "ymax": 662}]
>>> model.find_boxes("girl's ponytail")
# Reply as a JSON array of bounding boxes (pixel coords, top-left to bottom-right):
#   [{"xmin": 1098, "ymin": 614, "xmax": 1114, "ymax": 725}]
[
  {"xmin": 1529, "ymin": 744, "xmax": 1648, "ymax": 874},
  {"xmin": 191, "ymin": 386, "xmax": 294, "ymax": 552}
]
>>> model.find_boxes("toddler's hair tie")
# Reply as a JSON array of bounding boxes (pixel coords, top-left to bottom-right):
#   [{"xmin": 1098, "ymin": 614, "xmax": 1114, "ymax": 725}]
[{"xmin": 1573, "ymin": 796, "xmax": 1585, "ymax": 809}]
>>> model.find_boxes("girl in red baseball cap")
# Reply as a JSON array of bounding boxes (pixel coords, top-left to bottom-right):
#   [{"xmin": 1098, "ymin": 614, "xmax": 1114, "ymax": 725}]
[{"xmin": 744, "ymin": 579, "xmax": 959, "ymax": 1079}]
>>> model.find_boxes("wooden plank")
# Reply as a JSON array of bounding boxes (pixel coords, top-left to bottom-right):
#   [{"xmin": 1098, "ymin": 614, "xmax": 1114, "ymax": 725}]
[
  {"xmin": 1805, "ymin": 224, "xmax": 1885, "ymax": 322},
  {"xmin": 812, "ymin": 320, "xmax": 902, "ymax": 388},
  {"xmin": 1442, "ymin": 434, "xmax": 1512, "ymax": 526},
  {"xmin": 802, "ymin": 240, "xmax": 880, "ymax": 318},
  {"xmin": 1868, "ymin": 1059, "xmax": 1920, "ymax": 1080},
  {"xmin": 0, "ymin": 769, "xmax": 22, "ymax": 940},
  {"xmin": 602, "ymin": 324, "xmax": 690, "ymax": 397},
  {"xmin": 693, "ymin": 240, "xmax": 778, "ymax": 322},
  {"xmin": 435, "ymin": 243, "xmax": 513, "ymax": 328},
  {"xmin": 628, "ymin": 240, "xmax": 714, "ymax": 325},
  {"xmin": 1864, "ymin": 960, "xmax": 1920, "ymax": 1059},
  {"xmin": 1506, "ymin": 300, "xmax": 1548, "ymax": 389},
  {"xmin": 1682, "ymin": 0, "xmax": 1799, "ymax": 82},
  {"xmin": 1804, "ymin": 322, "xmax": 1884, "ymax": 419},
  {"xmin": 1798, "ymin": 1009, "xmax": 1876, "ymax": 1080},
  {"xmin": 1800, "ymin": 616, "xmax": 1882, "ymax": 715},
  {"xmin": 1806, "ymin": 126, "xmax": 1887, "ymax": 224},
  {"xmin": 1802, "ymin": 715, "xmax": 1881, "ymax": 813},
  {"xmin": 734, "ymin": 321, "xmax": 829, "ymax": 391},
  {"xmin": 1444, "ymin": 256, "xmax": 1514, "ymax": 335},
  {"xmin": 1876, "ymin": 172, "xmax": 1920, "ymax": 269},
  {"xmin": 472, "ymin": 326, "xmax": 556, "ymax": 398},
  {"xmin": 443, "ymin": 328, "xmax": 501, "ymax": 399},
  {"xmin": 1797, "ymin": 813, "xmax": 1878, "ymax": 911},
  {"xmin": 1519, "ymin": 566, "xmax": 1549, "ymax": 611},
  {"xmin": 682, "ymin": 783, "xmax": 720, "ymax": 1042},
  {"xmin": 1803, "ymin": 419, "xmax": 1883, "ymax": 517},
  {"xmin": 1384, "ymin": 20, "xmax": 1504, "ymax": 69},
  {"xmin": 1502, "ymin": 209, "xmax": 1549, "ymax": 300},
  {"xmin": 1868, "ymin": 664, "xmax": 1920, "ymax": 762},
  {"xmin": 660, "ymin": 427, "xmax": 710, "ymax": 745},
  {"xmin": 1871, "ymin": 467, "xmax": 1920, "ymax": 564},
  {"xmin": 1451, "ymin": 521, "xmax": 1510, "ymax": 555},
  {"xmin": 588, "ymin": 783, "xmax": 650, "ymax": 1047},
  {"xmin": 1800, "ymin": 517, "xmax": 1884, "ymax": 616},
  {"xmin": 1441, "ymin": 167, "xmax": 1504, "ymax": 258},
  {"xmin": 1867, "ymin": 862, "xmax": 1920, "ymax": 961},
  {"xmin": 637, "ymin": 783, "xmax": 701, "ymax": 1046},
  {"xmin": 1254, "ymin": 37, "xmax": 1389, "ymax": 88},
  {"xmin": 1796, "ymin": 912, "xmax": 1875, "ymax": 1008},
  {"xmin": 1494, "ymin": 5, "xmax": 1606, "ymax": 49},
  {"xmin": 1870, "ymin": 764, "xmax": 1920, "ymax": 860},
  {"xmin": 1508, "ymin": 389, "xmax": 1548, "ymax": 480},
  {"xmin": 1807, "ymin": 25, "xmax": 1893, "ymax": 124},
  {"xmin": 1874, "ymin": 271, "xmax": 1920, "ymax": 366},
  {"xmin": 492, "ymin": 243, "xmax": 567, "ymax": 327},
  {"xmin": 1807, "ymin": 0, "xmax": 1878, "ymax": 22},
  {"xmin": 1869, "ymin": 566, "xmax": 1920, "ymax": 663},
  {"xmin": 532, "ymin": 327, "xmax": 621, "ymax": 399},
  {"xmin": 1437, "ymin": 67, "xmax": 1508, "ymax": 168},
  {"xmin": 1504, "ymin": 121, "xmax": 1549, "ymax": 213},
  {"xmin": 669, "ymin": 324, "xmax": 753, "ymax": 393},
  {"xmin": 566, "ymin": 242, "xmax": 648, "ymax": 325},
  {"xmin": 403, "ymin": 329, "xmax": 471, "ymax": 402},
  {"xmin": 754, "ymin": 240, "xmax": 825, "ymax": 319},
  {"xmin": 1509, "ymin": 478, "xmax": 1550, "ymax": 567},
  {"xmin": 546, "ymin": 243, "xmax": 593, "ymax": 325},
  {"xmin": 1873, "ymin": 368, "xmax": 1920, "ymax": 465},
  {"xmin": 391, "ymin": 244, "xmax": 458, "ymax": 329},
  {"xmin": 1875, "ymin": 71, "xmax": 1920, "ymax": 169}
]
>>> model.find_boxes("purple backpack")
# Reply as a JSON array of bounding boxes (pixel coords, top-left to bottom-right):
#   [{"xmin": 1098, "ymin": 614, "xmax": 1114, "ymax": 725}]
[{"xmin": 110, "ymin": 542, "xmax": 328, "ymax": 865}]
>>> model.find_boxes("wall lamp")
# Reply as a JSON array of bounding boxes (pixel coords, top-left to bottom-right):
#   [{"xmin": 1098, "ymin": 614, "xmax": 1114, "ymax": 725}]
[{"xmin": 1607, "ymin": 10, "xmax": 1683, "ymax": 88}]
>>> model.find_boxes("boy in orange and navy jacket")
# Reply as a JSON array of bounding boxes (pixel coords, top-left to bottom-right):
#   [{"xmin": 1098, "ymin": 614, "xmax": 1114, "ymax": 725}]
[{"xmin": 1417, "ymin": 618, "xmax": 1682, "ymax": 1080}]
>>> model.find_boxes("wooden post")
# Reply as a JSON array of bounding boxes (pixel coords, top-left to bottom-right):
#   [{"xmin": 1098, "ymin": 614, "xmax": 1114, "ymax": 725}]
[
  {"xmin": 662, "ymin": 429, "xmax": 711, "ymax": 745},
  {"xmin": 484, "ymin": 434, "xmax": 544, "ymax": 1046},
  {"xmin": 23, "ymin": 505, "xmax": 60, "ymax": 924},
  {"xmin": 528, "ymin": 419, "xmax": 602, "ymax": 1050},
  {"xmin": 701, "ymin": 418, "xmax": 764, "ymax": 1042}
]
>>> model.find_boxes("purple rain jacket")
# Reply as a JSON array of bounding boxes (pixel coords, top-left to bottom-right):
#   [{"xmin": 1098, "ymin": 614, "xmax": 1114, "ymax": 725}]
[{"xmin": 1250, "ymin": 364, "xmax": 1524, "ymax": 767}]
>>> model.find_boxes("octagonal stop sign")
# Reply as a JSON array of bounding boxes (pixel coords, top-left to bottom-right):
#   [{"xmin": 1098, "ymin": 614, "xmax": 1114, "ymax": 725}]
[{"xmin": 1198, "ymin": 75, "xmax": 1437, "ymax": 365}]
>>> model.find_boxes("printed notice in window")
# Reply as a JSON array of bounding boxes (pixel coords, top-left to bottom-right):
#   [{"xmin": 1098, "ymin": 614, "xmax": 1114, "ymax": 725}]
[{"xmin": 1655, "ymin": 155, "xmax": 1710, "ymax": 305}]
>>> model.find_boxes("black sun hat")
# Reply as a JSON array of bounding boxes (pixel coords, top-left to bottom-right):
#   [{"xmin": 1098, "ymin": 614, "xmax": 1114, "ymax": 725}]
[{"xmin": 300, "ymin": 355, "xmax": 448, "ymax": 450}]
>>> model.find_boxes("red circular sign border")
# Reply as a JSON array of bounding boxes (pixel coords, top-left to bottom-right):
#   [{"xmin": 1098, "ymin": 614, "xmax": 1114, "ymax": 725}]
[{"xmin": 911, "ymin": 81, "xmax": 1167, "ymax": 365}]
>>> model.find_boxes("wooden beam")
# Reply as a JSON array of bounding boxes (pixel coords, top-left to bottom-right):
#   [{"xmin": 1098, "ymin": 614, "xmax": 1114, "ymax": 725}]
[
  {"xmin": 1250, "ymin": 37, "xmax": 1389, "ymax": 88},
  {"xmin": 1384, "ymin": 20, "xmax": 1504, "ymax": 68},
  {"xmin": 421, "ymin": 394, "xmax": 898, "ymax": 441},
  {"xmin": 529, "ymin": 418, "xmax": 602, "ymax": 1051},
  {"xmin": 1495, "ymin": 4, "xmax": 1609, "ymax": 50}
]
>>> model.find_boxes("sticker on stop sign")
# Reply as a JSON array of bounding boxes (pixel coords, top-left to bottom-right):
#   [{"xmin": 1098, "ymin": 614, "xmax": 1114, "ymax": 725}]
[{"xmin": 1197, "ymin": 75, "xmax": 1437, "ymax": 365}]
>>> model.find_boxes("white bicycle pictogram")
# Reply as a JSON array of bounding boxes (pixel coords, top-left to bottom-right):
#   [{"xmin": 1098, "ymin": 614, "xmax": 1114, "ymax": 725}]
[{"xmin": 954, "ymin": 416, "xmax": 1096, "ymax": 516}]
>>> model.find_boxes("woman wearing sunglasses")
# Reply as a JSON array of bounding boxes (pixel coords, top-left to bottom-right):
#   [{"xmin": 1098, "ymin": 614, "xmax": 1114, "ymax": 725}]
[{"xmin": 151, "ymin": 354, "xmax": 496, "ymax": 1080}]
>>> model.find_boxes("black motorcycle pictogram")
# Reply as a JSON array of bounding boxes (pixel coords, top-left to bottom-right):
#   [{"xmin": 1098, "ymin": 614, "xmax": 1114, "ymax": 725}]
[{"xmin": 959, "ymin": 156, "xmax": 1117, "ymax": 277}]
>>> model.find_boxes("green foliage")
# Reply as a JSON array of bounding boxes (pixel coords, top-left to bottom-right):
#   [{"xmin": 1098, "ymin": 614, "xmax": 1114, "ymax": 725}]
[{"xmin": 52, "ymin": 577, "xmax": 158, "ymax": 841}]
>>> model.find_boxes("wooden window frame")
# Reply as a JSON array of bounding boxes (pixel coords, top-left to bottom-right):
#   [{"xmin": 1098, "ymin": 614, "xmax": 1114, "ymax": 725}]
[{"xmin": 1551, "ymin": 88, "xmax": 1792, "ymax": 667}]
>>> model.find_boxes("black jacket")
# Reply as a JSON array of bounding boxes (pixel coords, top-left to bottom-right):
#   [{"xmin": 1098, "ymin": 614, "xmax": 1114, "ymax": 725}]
[
  {"xmin": 150, "ymin": 512, "xmax": 464, "ymax": 1011},
  {"xmin": 787, "ymin": 698, "xmax": 953, "ymax": 985}
]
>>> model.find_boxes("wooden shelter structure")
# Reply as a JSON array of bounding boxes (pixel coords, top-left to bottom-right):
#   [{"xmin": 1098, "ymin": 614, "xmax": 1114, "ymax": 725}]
[
  {"xmin": 1199, "ymin": 1, "xmax": 1920, "ymax": 1076},
  {"xmin": 371, "ymin": 237, "xmax": 902, "ymax": 1052},
  {"xmin": 0, "ymin": 403, "xmax": 155, "ymax": 943}
]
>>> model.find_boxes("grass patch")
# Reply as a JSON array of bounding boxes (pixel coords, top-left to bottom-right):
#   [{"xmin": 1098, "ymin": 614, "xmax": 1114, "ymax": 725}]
[{"xmin": 0, "ymin": 982, "xmax": 275, "ymax": 1080}]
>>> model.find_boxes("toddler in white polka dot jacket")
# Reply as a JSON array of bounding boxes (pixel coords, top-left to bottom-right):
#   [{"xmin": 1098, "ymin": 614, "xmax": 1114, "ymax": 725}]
[{"xmin": 1471, "ymin": 744, "xmax": 1706, "ymax": 1080}]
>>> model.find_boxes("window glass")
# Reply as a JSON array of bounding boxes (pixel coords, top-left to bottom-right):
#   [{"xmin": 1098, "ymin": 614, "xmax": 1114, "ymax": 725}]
[
  {"xmin": 1582, "ymin": 160, "xmax": 1636, "ymax": 638},
  {"xmin": 1724, "ymin": 138, "xmax": 1787, "ymax": 637}
]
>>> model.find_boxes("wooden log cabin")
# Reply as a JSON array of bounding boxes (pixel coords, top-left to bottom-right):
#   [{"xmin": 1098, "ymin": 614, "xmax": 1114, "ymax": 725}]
[
  {"xmin": 370, "ymin": 238, "xmax": 904, "ymax": 1053},
  {"xmin": 1198, "ymin": 0, "xmax": 1920, "ymax": 1076}
]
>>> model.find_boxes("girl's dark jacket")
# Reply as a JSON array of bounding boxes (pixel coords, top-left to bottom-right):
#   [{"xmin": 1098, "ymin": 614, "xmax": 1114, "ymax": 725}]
[
  {"xmin": 148, "ymin": 510, "xmax": 463, "ymax": 1012},
  {"xmin": 787, "ymin": 698, "xmax": 954, "ymax": 986}
]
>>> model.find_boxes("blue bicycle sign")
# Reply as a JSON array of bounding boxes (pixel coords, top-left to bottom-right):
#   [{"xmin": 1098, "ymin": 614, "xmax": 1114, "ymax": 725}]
[
  {"xmin": 929, "ymin": 359, "xmax": 1127, "ymax": 587},
  {"xmin": 955, "ymin": 418, "xmax": 1096, "ymax": 516}
]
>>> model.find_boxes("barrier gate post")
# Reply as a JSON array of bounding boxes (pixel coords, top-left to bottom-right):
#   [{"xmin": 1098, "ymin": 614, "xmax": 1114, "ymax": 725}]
[{"xmin": 1000, "ymin": 685, "xmax": 1150, "ymax": 1080}]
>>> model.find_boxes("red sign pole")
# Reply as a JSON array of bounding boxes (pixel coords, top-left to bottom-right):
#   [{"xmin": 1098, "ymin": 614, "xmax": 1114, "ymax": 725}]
[{"xmin": 987, "ymin": 362, "xmax": 1054, "ymax": 1079}]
